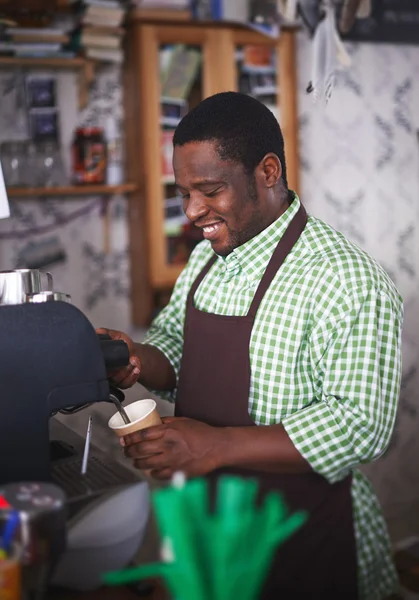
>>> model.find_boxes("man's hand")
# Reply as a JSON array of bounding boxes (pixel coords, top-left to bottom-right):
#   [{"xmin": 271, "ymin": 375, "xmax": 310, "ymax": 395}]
[
  {"xmin": 96, "ymin": 327, "xmax": 141, "ymax": 389},
  {"xmin": 122, "ymin": 417, "xmax": 311, "ymax": 477},
  {"xmin": 121, "ymin": 417, "xmax": 226, "ymax": 480}
]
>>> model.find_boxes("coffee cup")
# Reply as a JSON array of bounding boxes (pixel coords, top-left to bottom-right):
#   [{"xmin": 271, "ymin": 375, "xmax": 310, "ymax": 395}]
[{"xmin": 108, "ymin": 399, "xmax": 161, "ymax": 438}]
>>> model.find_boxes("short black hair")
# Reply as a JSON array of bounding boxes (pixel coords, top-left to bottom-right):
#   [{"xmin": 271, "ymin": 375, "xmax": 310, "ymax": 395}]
[{"xmin": 173, "ymin": 91, "xmax": 288, "ymax": 188}]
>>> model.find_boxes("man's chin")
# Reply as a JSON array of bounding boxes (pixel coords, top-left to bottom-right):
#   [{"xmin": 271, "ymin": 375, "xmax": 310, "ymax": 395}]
[{"xmin": 210, "ymin": 238, "xmax": 233, "ymax": 257}]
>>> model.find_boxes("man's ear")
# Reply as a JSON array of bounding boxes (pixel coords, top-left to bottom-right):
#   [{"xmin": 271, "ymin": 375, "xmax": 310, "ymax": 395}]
[{"xmin": 258, "ymin": 153, "xmax": 282, "ymax": 188}]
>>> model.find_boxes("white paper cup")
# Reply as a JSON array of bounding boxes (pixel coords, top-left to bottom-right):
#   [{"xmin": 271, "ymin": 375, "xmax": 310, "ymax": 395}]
[{"xmin": 108, "ymin": 399, "xmax": 161, "ymax": 438}]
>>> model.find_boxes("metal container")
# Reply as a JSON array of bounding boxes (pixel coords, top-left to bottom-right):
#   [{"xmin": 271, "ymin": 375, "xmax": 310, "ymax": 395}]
[
  {"xmin": 0, "ymin": 269, "xmax": 53, "ymax": 306},
  {"xmin": 29, "ymin": 291, "xmax": 71, "ymax": 304}
]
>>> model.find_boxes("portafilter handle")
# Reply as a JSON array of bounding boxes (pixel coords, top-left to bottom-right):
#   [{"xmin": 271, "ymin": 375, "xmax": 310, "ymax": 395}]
[
  {"xmin": 97, "ymin": 333, "xmax": 130, "ymax": 371},
  {"xmin": 97, "ymin": 334, "xmax": 130, "ymax": 418}
]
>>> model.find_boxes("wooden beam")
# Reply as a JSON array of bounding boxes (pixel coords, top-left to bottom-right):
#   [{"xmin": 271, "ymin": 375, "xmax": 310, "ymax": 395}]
[
  {"xmin": 277, "ymin": 31, "xmax": 300, "ymax": 195},
  {"xmin": 136, "ymin": 25, "xmax": 169, "ymax": 292},
  {"xmin": 204, "ymin": 29, "xmax": 236, "ymax": 94},
  {"xmin": 124, "ymin": 23, "xmax": 154, "ymax": 326}
]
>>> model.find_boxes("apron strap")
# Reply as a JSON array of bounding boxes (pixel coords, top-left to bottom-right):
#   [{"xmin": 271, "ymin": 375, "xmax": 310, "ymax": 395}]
[
  {"xmin": 185, "ymin": 203, "xmax": 308, "ymax": 318},
  {"xmin": 186, "ymin": 253, "xmax": 217, "ymax": 311},
  {"xmin": 247, "ymin": 203, "xmax": 308, "ymax": 319}
]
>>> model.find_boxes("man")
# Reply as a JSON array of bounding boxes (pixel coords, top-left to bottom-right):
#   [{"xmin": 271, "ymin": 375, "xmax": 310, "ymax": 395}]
[{"xmin": 99, "ymin": 92, "xmax": 403, "ymax": 599}]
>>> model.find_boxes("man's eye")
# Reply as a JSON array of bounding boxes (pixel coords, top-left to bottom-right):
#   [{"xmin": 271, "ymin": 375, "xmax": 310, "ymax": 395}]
[
  {"xmin": 181, "ymin": 194, "xmax": 190, "ymax": 200},
  {"xmin": 205, "ymin": 189, "xmax": 220, "ymax": 198}
]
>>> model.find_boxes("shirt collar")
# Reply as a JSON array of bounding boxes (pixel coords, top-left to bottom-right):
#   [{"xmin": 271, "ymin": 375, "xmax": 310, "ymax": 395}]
[{"xmin": 221, "ymin": 194, "xmax": 301, "ymax": 281}]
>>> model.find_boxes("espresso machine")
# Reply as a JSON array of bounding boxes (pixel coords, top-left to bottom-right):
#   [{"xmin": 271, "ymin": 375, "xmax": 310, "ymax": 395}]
[{"xmin": 0, "ymin": 269, "xmax": 150, "ymax": 592}]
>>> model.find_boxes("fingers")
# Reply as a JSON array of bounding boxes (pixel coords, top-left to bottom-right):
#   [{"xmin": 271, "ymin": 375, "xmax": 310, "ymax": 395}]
[
  {"xmin": 109, "ymin": 364, "xmax": 140, "ymax": 389},
  {"xmin": 124, "ymin": 439, "xmax": 163, "ymax": 458},
  {"xmin": 96, "ymin": 327, "xmax": 140, "ymax": 388},
  {"xmin": 108, "ymin": 355, "xmax": 141, "ymax": 389},
  {"xmin": 96, "ymin": 327, "xmax": 109, "ymax": 335},
  {"xmin": 150, "ymin": 468, "xmax": 173, "ymax": 480},
  {"xmin": 96, "ymin": 327, "xmax": 123, "ymax": 341},
  {"xmin": 122, "ymin": 427, "xmax": 171, "ymax": 472},
  {"xmin": 133, "ymin": 453, "xmax": 168, "ymax": 471},
  {"xmin": 120, "ymin": 422, "xmax": 186, "ymax": 480},
  {"xmin": 129, "ymin": 356, "xmax": 141, "ymax": 370},
  {"xmin": 132, "ymin": 462, "xmax": 172, "ymax": 481},
  {"xmin": 122, "ymin": 425, "xmax": 166, "ymax": 446},
  {"xmin": 161, "ymin": 416, "xmax": 188, "ymax": 424}
]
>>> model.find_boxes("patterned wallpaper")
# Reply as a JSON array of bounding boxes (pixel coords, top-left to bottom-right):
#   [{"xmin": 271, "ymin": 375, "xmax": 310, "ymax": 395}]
[
  {"xmin": 0, "ymin": 35, "xmax": 418, "ymax": 541},
  {"xmin": 298, "ymin": 37, "xmax": 419, "ymax": 536}
]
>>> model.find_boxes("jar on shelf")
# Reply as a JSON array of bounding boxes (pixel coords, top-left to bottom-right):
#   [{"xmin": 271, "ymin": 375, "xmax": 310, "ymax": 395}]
[
  {"xmin": 0, "ymin": 141, "xmax": 26, "ymax": 187},
  {"xmin": 72, "ymin": 127, "xmax": 107, "ymax": 185},
  {"xmin": 38, "ymin": 141, "xmax": 66, "ymax": 188}
]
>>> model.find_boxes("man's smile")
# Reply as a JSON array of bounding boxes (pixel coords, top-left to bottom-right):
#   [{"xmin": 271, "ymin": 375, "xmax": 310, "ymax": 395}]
[{"xmin": 199, "ymin": 221, "xmax": 225, "ymax": 240}]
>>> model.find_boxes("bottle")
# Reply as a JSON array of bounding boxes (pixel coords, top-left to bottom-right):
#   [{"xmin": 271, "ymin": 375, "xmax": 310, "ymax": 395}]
[
  {"xmin": 72, "ymin": 127, "xmax": 107, "ymax": 185},
  {"xmin": 104, "ymin": 117, "xmax": 123, "ymax": 186}
]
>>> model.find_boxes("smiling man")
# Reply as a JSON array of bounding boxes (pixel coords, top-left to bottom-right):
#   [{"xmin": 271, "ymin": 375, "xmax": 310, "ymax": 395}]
[
  {"xmin": 175, "ymin": 137, "xmax": 277, "ymax": 256},
  {"xmin": 98, "ymin": 92, "xmax": 403, "ymax": 599}
]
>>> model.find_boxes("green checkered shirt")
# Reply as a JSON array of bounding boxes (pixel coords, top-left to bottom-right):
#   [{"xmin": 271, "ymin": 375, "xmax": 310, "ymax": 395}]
[{"xmin": 145, "ymin": 195, "xmax": 403, "ymax": 599}]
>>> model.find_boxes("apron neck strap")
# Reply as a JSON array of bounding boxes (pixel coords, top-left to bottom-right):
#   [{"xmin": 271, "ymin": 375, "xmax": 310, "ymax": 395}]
[
  {"xmin": 186, "ymin": 254, "xmax": 217, "ymax": 310},
  {"xmin": 247, "ymin": 203, "xmax": 308, "ymax": 319},
  {"xmin": 186, "ymin": 203, "xmax": 308, "ymax": 316}
]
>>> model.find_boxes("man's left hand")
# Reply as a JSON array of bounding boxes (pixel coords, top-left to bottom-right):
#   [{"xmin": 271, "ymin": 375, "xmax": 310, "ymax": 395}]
[{"xmin": 121, "ymin": 417, "xmax": 226, "ymax": 480}]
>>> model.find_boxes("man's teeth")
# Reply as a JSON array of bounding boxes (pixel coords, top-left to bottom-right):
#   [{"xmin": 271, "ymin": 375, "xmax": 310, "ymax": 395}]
[{"xmin": 203, "ymin": 224, "xmax": 219, "ymax": 233}]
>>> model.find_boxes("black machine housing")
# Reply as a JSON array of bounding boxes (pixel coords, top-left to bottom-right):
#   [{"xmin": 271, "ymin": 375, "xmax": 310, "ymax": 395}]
[{"xmin": 0, "ymin": 301, "xmax": 129, "ymax": 484}]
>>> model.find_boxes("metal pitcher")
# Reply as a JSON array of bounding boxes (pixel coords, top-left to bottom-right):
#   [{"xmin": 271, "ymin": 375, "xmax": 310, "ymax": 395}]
[{"xmin": 0, "ymin": 269, "xmax": 53, "ymax": 305}]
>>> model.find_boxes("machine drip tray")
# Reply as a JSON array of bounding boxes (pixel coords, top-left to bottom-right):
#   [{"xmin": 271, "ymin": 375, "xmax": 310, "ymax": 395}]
[
  {"xmin": 51, "ymin": 455, "xmax": 138, "ymax": 501},
  {"xmin": 49, "ymin": 420, "xmax": 140, "ymax": 510},
  {"xmin": 50, "ymin": 440, "xmax": 76, "ymax": 461}
]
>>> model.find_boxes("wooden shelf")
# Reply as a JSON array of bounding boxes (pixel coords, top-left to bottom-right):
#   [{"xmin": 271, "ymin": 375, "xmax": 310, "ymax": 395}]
[
  {"xmin": 130, "ymin": 9, "xmax": 300, "ymax": 34},
  {"xmin": 7, "ymin": 183, "xmax": 138, "ymax": 198},
  {"xmin": 0, "ymin": 56, "xmax": 95, "ymax": 109},
  {"xmin": 0, "ymin": 56, "xmax": 86, "ymax": 68},
  {"xmin": 132, "ymin": 8, "xmax": 191, "ymax": 22}
]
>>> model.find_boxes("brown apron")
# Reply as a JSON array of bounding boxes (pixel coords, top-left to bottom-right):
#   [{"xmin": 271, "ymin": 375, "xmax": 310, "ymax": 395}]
[{"xmin": 175, "ymin": 203, "xmax": 358, "ymax": 599}]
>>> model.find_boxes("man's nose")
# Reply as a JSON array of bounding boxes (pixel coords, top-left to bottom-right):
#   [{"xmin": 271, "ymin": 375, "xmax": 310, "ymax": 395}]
[{"xmin": 184, "ymin": 193, "xmax": 208, "ymax": 222}]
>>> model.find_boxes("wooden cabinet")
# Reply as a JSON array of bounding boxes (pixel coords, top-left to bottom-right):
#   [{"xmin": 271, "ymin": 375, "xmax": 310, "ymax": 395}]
[{"xmin": 124, "ymin": 14, "xmax": 299, "ymax": 325}]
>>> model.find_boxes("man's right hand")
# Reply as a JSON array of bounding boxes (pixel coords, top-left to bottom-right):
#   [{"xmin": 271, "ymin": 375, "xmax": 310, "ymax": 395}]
[{"xmin": 96, "ymin": 327, "xmax": 141, "ymax": 389}]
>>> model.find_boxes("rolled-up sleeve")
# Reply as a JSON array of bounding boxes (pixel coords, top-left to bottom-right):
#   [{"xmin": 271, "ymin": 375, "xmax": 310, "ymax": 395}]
[{"xmin": 282, "ymin": 287, "xmax": 403, "ymax": 483}]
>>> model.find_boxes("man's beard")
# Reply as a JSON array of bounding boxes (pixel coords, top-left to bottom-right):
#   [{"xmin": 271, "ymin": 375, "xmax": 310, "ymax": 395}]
[{"xmin": 217, "ymin": 174, "xmax": 263, "ymax": 256}]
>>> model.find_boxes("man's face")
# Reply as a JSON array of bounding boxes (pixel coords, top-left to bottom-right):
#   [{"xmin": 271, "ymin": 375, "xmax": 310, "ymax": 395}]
[{"xmin": 173, "ymin": 141, "xmax": 269, "ymax": 257}]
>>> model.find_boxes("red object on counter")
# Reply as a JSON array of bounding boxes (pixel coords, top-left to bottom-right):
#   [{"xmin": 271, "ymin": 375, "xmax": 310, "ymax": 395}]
[{"xmin": 0, "ymin": 496, "xmax": 11, "ymax": 509}]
